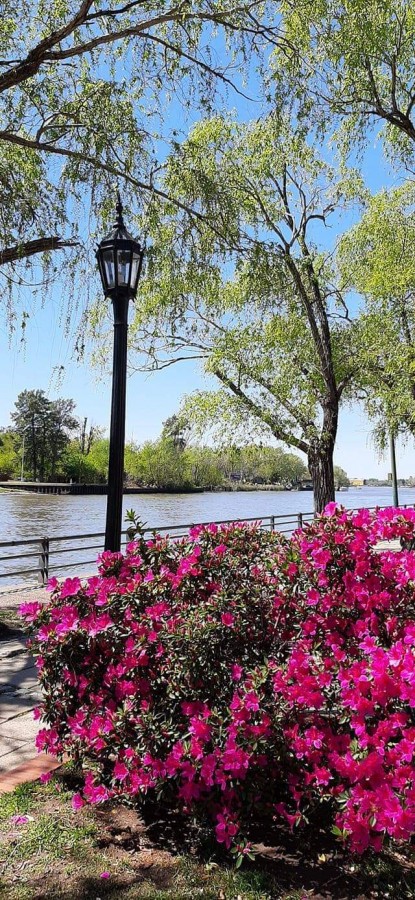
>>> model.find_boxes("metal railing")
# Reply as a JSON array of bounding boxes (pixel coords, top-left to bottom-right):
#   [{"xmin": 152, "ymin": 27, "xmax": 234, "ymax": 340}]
[
  {"xmin": 1, "ymin": 504, "xmax": 413, "ymax": 589},
  {"xmin": 0, "ymin": 511, "xmax": 315, "ymax": 588}
]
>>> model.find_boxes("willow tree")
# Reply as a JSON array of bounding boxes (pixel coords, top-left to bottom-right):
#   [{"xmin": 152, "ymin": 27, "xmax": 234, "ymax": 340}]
[
  {"xmin": 0, "ymin": 0, "xmax": 277, "ymax": 321},
  {"xmin": 272, "ymin": 0, "xmax": 415, "ymax": 163},
  {"xmin": 339, "ymin": 181, "xmax": 415, "ymax": 445},
  {"xmin": 118, "ymin": 116, "xmax": 359, "ymax": 511}
]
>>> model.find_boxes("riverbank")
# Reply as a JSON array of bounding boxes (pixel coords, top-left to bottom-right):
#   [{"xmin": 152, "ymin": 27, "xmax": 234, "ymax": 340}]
[
  {"xmin": 0, "ymin": 481, "xmax": 304, "ymax": 495},
  {"xmin": 0, "ymin": 482, "xmax": 205, "ymax": 496}
]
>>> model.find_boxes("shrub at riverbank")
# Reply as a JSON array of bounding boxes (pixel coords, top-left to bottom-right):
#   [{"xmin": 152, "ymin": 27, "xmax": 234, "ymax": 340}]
[{"xmin": 21, "ymin": 507, "xmax": 415, "ymax": 863}]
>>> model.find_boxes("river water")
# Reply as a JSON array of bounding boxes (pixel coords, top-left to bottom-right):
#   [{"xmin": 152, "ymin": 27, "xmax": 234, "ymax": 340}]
[
  {"xmin": 1, "ymin": 485, "xmax": 415, "ymax": 542},
  {"xmin": 1, "ymin": 485, "xmax": 414, "ymax": 585}
]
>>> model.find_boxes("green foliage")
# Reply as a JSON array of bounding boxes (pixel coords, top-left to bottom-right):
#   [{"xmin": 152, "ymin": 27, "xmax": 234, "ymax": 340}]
[
  {"xmin": 161, "ymin": 414, "xmax": 190, "ymax": 451},
  {"xmin": 339, "ymin": 183, "xmax": 415, "ymax": 300},
  {"xmin": 273, "ymin": 0, "xmax": 415, "ymax": 164},
  {"xmin": 334, "ymin": 465, "xmax": 350, "ymax": 488},
  {"xmin": 62, "ymin": 433, "xmax": 310, "ymax": 490},
  {"xmin": 338, "ymin": 182, "xmax": 415, "ymax": 442},
  {"xmin": 11, "ymin": 390, "xmax": 78, "ymax": 481},
  {"xmin": 185, "ymin": 446, "xmax": 224, "ymax": 490},
  {"xmin": 121, "ymin": 114, "xmax": 360, "ymax": 509},
  {"xmin": 0, "ymin": 0, "xmax": 277, "ymax": 322},
  {"xmin": 0, "ymin": 428, "xmax": 19, "ymax": 479},
  {"xmin": 211, "ymin": 444, "xmax": 309, "ymax": 486},
  {"xmin": 131, "ymin": 437, "xmax": 191, "ymax": 489}
]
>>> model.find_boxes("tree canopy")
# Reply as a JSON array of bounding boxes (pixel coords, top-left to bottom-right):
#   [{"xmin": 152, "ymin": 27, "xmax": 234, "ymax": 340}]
[
  {"xmin": 338, "ymin": 182, "xmax": 415, "ymax": 444},
  {"xmin": 11, "ymin": 389, "xmax": 78, "ymax": 480},
  {"xmin": 0, "ymin": 0, "xmax": 279, "ymax": 326},
  {"xmin": 273, "ymin": 0, "xmax": 415, "ymax": 163},
  {"xmin": 112, "ymin": 114, "xmax": 360, "ymax": 509}
]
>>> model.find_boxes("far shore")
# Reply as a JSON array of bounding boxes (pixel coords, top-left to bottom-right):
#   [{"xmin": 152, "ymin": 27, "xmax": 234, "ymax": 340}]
[{"xmin": 0, "ymin": 481, "xmax": 303, "ymax": 495}]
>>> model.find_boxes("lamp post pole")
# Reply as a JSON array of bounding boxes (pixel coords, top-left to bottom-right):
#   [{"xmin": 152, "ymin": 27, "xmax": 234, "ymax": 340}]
[
  {"xmin": 96, "ymin": 194, "xmax": 144, "ymax": 553},
  {"xmin": 390, "ymin": 431, "xmax": 399, "ymax": 508},
  {"xmin": 105, "ymin": 293, "xmax": 130, "ymax": 552}
]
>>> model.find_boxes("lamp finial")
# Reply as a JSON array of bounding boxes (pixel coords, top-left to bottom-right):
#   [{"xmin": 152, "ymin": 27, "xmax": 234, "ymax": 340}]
[{"xmin": 115, "ymin": 191, "xmax": 124, "ymax": 228}]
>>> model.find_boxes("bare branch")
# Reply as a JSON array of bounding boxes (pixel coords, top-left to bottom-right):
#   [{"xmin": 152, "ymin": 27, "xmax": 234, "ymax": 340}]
[{"xmin": 137, "ymin": 31, "xmax": 255, "ymax": 101}]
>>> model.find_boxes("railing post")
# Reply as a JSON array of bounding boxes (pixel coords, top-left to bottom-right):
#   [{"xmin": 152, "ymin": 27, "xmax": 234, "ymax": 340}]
[
  {"xmin": 270, "ymin": 515, "xmax": 275, "ymax": 531},
  {"xmin": 38, "ymin": 537, "xmax": 49, "ymax": 585},
  {"xmin": 297, "ymin": 512, "xmax": 303, "ymax": 530}
]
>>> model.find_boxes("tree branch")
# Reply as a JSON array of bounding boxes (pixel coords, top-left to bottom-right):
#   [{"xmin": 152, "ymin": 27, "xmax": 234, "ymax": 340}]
[
  {"xmin": 254, "ymin": 372, "xmax": 318, "ymax": 435},
  {"xmin": 213, "ymin": 367, "xmax": 309, "ymax": 453},
  {"xmin": 0, "ymin": 128, "xmax": 208, "ymax": 225},
  {"xmin": 0, "ymin": 236, "xmax": 79, "ymax": 266},
  {"xmin": 0, "ymin": 0, "xmax": 94, "ymax": 94}
]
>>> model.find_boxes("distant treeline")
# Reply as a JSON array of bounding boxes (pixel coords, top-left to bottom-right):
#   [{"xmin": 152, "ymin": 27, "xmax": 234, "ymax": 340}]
[{"xmin": 0, "ymin": 396, "xmax": 350, "ymax": 490}]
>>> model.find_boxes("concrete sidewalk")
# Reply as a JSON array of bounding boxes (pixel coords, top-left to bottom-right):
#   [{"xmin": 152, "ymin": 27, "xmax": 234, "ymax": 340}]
[
  {"xmin": 0, "ymin": 586, "xmax": 51, "ymax": 783},
  {"xmin": 0, "ymin": 629, "xmax": 43, "ymax": 775}
]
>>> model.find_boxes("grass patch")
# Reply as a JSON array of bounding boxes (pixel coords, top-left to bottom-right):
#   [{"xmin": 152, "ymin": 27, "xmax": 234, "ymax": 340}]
[
  {"xmin": 1, "ymin": 767, "xmax": 415, "ymax": 899},
  {"xmin": 0, "ymin": 781, "xmax": 38, "ymax": 823},
  {"xmin": 0, "ymin": 606, "xmax": 25, "ymax": 632}
]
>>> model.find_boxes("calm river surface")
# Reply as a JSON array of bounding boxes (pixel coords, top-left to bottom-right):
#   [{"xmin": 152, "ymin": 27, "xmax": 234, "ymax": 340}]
[
  {"xmin": 1, "ymin": 485, "xmax": 414, "ymax": 585},
  {"xmin": 1, "ymin": 485, "xmax": 415, "ymax": 542}
]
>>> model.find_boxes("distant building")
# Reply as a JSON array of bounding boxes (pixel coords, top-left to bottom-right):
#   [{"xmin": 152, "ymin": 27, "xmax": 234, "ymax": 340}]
[{"xmin": 350, "ymin": 477, "xmax": 366, "ymax": 487}]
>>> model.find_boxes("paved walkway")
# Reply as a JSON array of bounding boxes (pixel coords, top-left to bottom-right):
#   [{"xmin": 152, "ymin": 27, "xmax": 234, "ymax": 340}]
[{"xmin": 0, "ymin": 586, "xmax": 47, "ymax": 780}]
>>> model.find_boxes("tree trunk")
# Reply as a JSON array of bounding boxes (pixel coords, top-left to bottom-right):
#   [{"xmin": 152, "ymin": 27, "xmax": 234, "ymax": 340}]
[
  {"xmin": 31, "ymin": 418, "xmax": 37, "ymax": 481},
  {"xmin": 40, "ymin": 423, "xmax": 46, "ymax": 482},
  {"xmin": 307, "ymin": 440, "xmax": 335, "ymax": 513}
]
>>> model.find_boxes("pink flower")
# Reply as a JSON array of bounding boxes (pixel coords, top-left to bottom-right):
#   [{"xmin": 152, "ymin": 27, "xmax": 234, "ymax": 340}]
[
  {"xmin": 72, "ymin": 793, "xmax": 85, "ymax": 810},
  {"xmin": 215, "ymin": 812, "xmax": 239, "ymax": 848},
  {"xmin": 243, "ymin": 691, "xmax": 260, "ymax": 711},
  {"xmin": 231, "ymin": 664, "xmax": 243, "ymax": 681},
  {"xmin": 55, "ymin": 606, "xmax": 79, "ymax": 635},
  {"xmin": 113, "ymin": 761, "xmax": 129, "ymax": 782},
  {"xmin": 40, "ymin": 772, "xmax": 52, "ymax": 784},
  {"xmin": 324, "ymin": 502, "xmax": 339, "ymax": 517},
  {"xmin": 19, "ymin": 601, "xmax": 43, "ymax": 622},
  {"xmin": 84, "ymin": 612, "xmax": 113, "ymax": 636},
  {"xmin": 60, "ymin": 577, "xmax": 82, "ymax": 598},
  {"xmin": 144, "ymin": 601, "xmax": 169, "ymax": 620},
  {"xmin": 214, "ymin": 544, "xmax": 227, "ymax": 555},
  {"xmin": 221, "ymin": 613, "xmax": 234, "ymax": 627},
  {"xmin": 189, "ymin": 717, "xmax": 211, "ymax": 742},
  {"xmin": 100, "ymin": 872, "xmax": 111, "ymax": 879},
  {"xmin": 311, "ymin": 547, "xmax": 332, "ymax": 568},
  {"xmin": 306, "ymin": 588, "xmax": 320, "ymax": 607},
  {"xmin": 11, "ymin": 815, "xmax": 29, "ymax": 825}
]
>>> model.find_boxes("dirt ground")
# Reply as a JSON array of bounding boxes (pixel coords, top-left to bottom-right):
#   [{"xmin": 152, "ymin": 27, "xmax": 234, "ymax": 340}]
[{"xmin": 1, "ymin": 766, "xmax": 415, "ymax": 900}]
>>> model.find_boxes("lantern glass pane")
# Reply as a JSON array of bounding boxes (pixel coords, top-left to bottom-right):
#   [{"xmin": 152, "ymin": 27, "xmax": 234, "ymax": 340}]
[
  {"xmin": 130, "ymin": 252, "xmax": 141, "ymax": 290},
  {"xmin": 102, "ymin": 249, "xmax": 115, "ymax": 288},
  {"xmin": 117, "ymin": 248, "xmax": 131, "ymax": 286}
]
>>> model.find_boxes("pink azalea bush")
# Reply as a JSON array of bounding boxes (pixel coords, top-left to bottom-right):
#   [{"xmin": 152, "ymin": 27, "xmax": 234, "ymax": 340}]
[{"xmin": 20, "ymin": 507, "xmax": 415, "ymax": 857}]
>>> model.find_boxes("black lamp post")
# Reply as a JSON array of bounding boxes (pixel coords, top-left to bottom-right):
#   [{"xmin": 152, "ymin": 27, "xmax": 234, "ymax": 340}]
[
  {"xmin": 390, "ymin": 430, "xmax": 399, "ymax": 507},
  {"xmin": 96, "ymin": 194, "xmax": 144, "ymax": 552}
]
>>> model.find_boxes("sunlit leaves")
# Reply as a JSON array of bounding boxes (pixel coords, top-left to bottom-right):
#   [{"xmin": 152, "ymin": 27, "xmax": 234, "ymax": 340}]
[{"xmin": 273, "ymin": 0, "xmax": 415, "ymax": 163}]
